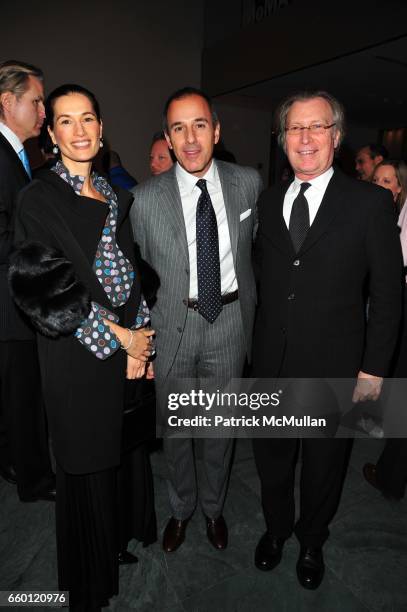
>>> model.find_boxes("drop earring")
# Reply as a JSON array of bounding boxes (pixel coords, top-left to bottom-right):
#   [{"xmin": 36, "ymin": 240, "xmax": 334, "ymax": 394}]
[
  {"xmin": 99, "ymin": 137, "xmax": 104, "ymax": 148},
  {"xmin": 52, "ymin": 144, "xmax": 59, "ymax": 155}
]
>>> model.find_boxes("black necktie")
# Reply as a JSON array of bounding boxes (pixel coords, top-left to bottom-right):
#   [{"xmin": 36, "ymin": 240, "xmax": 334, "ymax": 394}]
[
  {"xmin": 196, "ymin": 178, "xmax": 222, "ymax": 323},
  {"xmin": 289, "ymin": 182, "xmax": 311, "ymax": 252}
]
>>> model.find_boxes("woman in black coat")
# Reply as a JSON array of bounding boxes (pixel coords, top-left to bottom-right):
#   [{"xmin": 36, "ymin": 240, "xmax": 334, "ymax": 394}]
[{"xmin": 9, "ymin": 84, "xmax": 155, "ymax": 611}]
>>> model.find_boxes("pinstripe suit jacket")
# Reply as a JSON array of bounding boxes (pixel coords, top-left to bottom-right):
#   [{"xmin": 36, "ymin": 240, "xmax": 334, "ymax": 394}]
[{"xmin": 130, "ymin": 161, "xmax": 262, "ymax": 378}]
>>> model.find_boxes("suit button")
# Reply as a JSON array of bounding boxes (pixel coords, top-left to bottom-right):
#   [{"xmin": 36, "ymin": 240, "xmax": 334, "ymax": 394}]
[
  {"xmin": 177, "ymin": 327, "xmax": 182, "ymax": 333},
  {"xmin": 288, "ymin": 293, "xmax": 295, "ymax": 300},
  {"xmin": 281, "ymin": 327, "xmax": 286, "ymax": 334},
  {"xmin": 182, "ymin": 299, "xmax": 187, "ymax": 306},
  {"xmin": 185, "ymin": 268, "xmax": 189, "ymax": 274},
  {"xmin": 293, "ymin": 259, "xmax": 300, "ymax": 266}
]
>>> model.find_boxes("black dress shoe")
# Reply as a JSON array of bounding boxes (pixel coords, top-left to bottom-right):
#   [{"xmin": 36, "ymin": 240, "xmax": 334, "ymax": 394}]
[
  {"xmin": 296, "ymin": 546, "xmax": 325, "ymax": 589},
  {"xmin": 20, "ymin": 486, "xmax": 56, "ymax": 503},
  {"xmin": 118, "ymin": 550, "xmax": 138, "ymax": 565},
  {"xmin": 20, "ymin": 473, "xmax": 56, "ymax": 503},
  {"xmin": 163, "ymin": 517, "xmax": 190, "ymax": 552},
  {"xmin": 205, "ymin": 515, "xmax": 228, "ymax": 550},
  {"xmin": 37, "ymin": 486, "xmax": 57, "ymax": 502},
  {"xmin": 255, "ymin": 533, "xmax": 285, "ymax": 571},
  {"xmin": 0, "ymin": 464, "xmax": 17, "ymax": 485}
]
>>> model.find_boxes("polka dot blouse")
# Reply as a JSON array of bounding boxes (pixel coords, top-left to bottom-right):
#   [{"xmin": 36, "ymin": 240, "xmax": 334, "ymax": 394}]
[{"xmin": 52, "ymin": 161, "xmax": 150, "ymax": 360}]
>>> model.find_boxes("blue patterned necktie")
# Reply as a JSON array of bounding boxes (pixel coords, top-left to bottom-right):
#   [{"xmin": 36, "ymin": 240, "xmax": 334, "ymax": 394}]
[
  {"xmin": 289, "ymin": 182, "xmax": 311, "ymax": 252},
  {"xmin": 196, "ymin": 178, "xmax": 222, "ymax": 323},
  {"xmin": 18, "ymin": 148, "xmax": 32, "ymax": 179}
]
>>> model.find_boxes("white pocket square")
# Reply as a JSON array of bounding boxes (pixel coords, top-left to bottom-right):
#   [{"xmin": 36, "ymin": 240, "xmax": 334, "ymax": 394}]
[{"xmin": 240, "ymin": 209, "xmax": 251, "ymax": 222}]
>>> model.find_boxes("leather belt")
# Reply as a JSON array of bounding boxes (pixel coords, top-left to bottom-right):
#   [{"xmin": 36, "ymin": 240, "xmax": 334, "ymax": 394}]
[{"xmin": 187, "ymin": 290, "xmax": 238, "ymax": 310}]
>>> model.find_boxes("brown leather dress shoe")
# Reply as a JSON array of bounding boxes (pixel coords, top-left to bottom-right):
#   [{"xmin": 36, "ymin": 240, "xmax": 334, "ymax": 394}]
[
  {"xmin": 163, "ymin": 517, "xmax": 189, "ymax": 552},
  {"xmin": 363, "ymin": 463, "xmax": 381, "ymax": 491},
  {"xmin": 205, "ymin": 515, "xmax": 228, "ymax": 550}
]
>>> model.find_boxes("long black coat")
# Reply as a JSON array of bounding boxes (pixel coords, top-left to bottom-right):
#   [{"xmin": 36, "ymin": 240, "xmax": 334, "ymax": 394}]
[
  {"xmin": 11, "ymin": 169, "xmax": 141, "ymax": 474},
  {"xmin": 253, "ymin": 169, "xmax": 403, "ymax": 378},
  {"xmin": 0, "ymin": 132, "xmax": 33, "ymax": 340}
]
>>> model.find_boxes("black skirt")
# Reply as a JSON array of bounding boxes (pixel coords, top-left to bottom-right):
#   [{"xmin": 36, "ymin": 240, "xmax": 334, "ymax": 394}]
[
  {"xmin": 56, "ymin": 465, "xmax": 118, "ymax": 611},
  {"xmin": 55, "ymin": 381, "xmax": 157, "ymax": 611}
]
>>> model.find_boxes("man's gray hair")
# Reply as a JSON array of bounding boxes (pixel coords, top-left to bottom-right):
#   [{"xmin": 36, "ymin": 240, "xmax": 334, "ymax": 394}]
[
  {"xmin": 0, "ymin": 60, "xmax": 43, "ymax": 118},
  {"xmin": 276, "ymin": 90, "xmax": 345, "ymax": 150}
]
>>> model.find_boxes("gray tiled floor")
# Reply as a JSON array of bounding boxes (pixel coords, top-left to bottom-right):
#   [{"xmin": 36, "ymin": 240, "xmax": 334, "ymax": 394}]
[{"xmin": 0, "ymin": 439, "xmax": 406, "ymax": 611}]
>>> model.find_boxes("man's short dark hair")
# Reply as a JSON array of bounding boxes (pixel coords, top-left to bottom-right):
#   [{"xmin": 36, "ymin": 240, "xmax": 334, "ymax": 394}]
[
  {"xmin": 162, "ymin": 87, "xmax": 219, "ymax": 133},
  {"xmin": 365, "ymin": 143, "xmax": 389, "ymax": 160}
]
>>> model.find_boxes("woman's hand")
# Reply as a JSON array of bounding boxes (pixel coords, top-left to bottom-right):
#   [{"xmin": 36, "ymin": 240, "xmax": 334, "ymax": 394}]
[
  {"xmin": 103, "ymin": 319, "xmax": 154, "ymax": 360},
  {"xmin": 126, "ymin": 328, "xmax": 155, "ymax": 360},
  {"xmin": 126, "ymin": 356, "xmax": 146, "ymax": 379}
]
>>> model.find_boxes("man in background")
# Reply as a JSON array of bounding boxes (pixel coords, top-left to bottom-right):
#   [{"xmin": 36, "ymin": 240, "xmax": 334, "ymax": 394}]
[
  {"xmin": 103, "ymin": 149, "xmax": 138, "ymax": 190},
  {"xmin": 355, "ymin": 143, "xmax": 388, "ymax": 181},
  {"xmin": 0, "ymin": 60, "xmax": 55, "ymax": 501}
]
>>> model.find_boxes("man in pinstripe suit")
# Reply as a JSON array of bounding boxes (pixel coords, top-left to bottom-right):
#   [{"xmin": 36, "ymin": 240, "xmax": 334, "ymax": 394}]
[{"xmin": 130, "ymin": 87, "xmax": 262, "ymax": 552}]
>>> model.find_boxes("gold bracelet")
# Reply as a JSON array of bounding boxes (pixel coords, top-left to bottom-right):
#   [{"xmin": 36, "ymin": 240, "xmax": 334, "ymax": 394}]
[{"xmin": 120, "ymin": 328, "xmax": 134, "ymax": 351}]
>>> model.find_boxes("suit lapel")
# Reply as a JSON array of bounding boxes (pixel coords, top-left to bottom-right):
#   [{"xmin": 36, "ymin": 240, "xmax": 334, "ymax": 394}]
[
  {"xmin": 265, "ymin": 180, "xmax": 295, "ymax": 256},
  {"xmin": 158, "ymin": 167, "xmax": 189, "ymax": 261},
  {"xmin": 0, "ymin": 132, "xmax": 30, "ymax": 184},
  {"xmin": 299, "ymin": 169, "xmax": 345, "ymax": 255},
  {"xmin": 217, "ymin": 161, "xmax": 239, "ymax": 260}
]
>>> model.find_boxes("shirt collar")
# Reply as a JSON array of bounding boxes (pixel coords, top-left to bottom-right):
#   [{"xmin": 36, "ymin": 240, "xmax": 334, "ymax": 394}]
[
  {"xmin": 0, "ymin": 121, "xmax": 24, "ymax": 155},
  {"xmin": 291, "ymin": 166, "xmax": 334, "ymax": 193},
  {"xmin": 175, "ymin": 159, "xmax": 218, "ymax": 195}
]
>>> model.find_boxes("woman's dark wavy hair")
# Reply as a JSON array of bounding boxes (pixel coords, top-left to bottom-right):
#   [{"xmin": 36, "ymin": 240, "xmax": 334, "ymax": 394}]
[{"xmin": 45, "ymin": 84, "xmax": 101, "ymax": 128}]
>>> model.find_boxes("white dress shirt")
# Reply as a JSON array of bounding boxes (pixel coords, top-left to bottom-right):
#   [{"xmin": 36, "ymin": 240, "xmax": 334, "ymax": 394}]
[
  {"xmin": 283, "ymin": 167, "xmax": 334, "ymax": 228},
  {"xmin": 0, "ymin": 121, "xmax": 24, "ymax": 156},
  {"xmin": 175, "ymin": 160, "xmax": 237, "ymax": 299}
]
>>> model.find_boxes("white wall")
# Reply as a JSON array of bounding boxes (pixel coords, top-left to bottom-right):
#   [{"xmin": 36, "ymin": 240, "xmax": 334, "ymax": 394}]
[{"xmin": 1, "ymin": 0, "xmax": 203, "ymax": 181}]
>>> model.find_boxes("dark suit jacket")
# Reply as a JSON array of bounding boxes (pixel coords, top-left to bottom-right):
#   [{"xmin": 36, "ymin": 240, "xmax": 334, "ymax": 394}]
[
  {"xmin": 12, "ymin": 169, "xmax": 141, "ymax": 474},
  {"xmin": 253, "ymin": 168, "xmax": 403, "ymax": 378},
  {"xmin": 0, "ymin": 132, "xmax": 33, "ymax": 340}
]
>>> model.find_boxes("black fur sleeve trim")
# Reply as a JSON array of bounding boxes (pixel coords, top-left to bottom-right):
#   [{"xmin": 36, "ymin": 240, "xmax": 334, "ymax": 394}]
[{"xmin": 8, "ymin": 241, "xmax": 91, "ymax": 338}]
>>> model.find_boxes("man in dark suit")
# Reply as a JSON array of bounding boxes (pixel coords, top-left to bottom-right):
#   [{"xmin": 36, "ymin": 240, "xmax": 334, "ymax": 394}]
[
  {"xmin": 0, "ymin": 60, "xmax": 55, "ymax": 501},
  {"xmin": 252, "ymin": 91, "xmax": 402, "ymax": 589},
  {"xmin": 131, "ymin": 87, "xmax": 262, "ymax": 552}
]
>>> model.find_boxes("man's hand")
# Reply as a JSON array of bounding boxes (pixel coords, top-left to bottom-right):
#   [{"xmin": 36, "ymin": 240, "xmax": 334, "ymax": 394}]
[
  {"xmin": 145, "ymin": 361, "xmax": 155, "ymax": 380},
  {"xmin": 352, "ymin": 371, "xmax": 383, "ymax": 402},
  {"xmin": 126, "ymin": 355, "xmax": 146, "ymax": 379}
]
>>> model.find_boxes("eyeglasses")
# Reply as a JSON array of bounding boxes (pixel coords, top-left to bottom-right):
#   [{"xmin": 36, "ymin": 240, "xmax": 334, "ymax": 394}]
[{"xmin": 285, "ymin": 123, "xmax": 336, "ymax": 136}]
